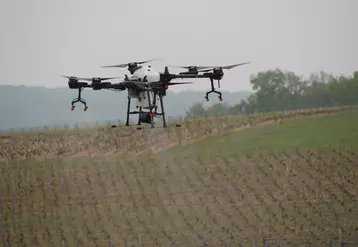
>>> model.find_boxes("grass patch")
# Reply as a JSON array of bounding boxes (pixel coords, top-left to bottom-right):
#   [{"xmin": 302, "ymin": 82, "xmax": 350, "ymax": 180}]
[{"xmin": 163, "ymin": 110, "xmax": 358, "ymax": 157}]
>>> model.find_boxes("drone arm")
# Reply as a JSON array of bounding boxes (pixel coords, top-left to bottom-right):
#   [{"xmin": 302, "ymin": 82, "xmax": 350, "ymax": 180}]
[
  {"xmin": 110, "ymin": 84, "xmax": 127, "ymax": 91},
  {"xmin": 107, "ymin": 81, "xmax": 145, "ymax": 91},
  {"xmin": 79, "ymin": 83, "xmax": 92, "ymax": 89},
  {"xmin": 171, "ymin": 74, "xmax": 208, "ymax": 79}
]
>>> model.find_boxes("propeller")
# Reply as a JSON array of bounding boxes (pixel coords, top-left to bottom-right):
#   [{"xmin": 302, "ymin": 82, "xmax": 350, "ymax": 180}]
[
  {"xmin": 171, "ymin": 65, "xmax": 213, "ymax": 70},
  {"xmin": 197, "ymin": 62, "xmax": 251, "ymax": 72},
  {"xmin": 60, "ymin": 75, "xmax": 121, "ymax": 81},
  {"xmin": 60, "ymin": 75, "xmax": 88, "ymax": 81},
  {"xmin": 101, "ymin": 59, "xmax": 159, "ymax": 68},
  {"xmin": 81, "ymin": 77, "xmax": 120, "ymax": 81}
]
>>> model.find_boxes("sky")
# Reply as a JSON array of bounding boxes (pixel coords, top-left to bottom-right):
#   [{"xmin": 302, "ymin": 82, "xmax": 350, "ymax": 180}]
[{"xmin": 0, "ymin": 0, "xmax": 357, "ymax": 92}]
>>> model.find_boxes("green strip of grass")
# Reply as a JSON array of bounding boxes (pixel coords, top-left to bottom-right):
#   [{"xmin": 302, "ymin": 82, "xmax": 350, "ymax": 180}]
[{"xmin": 163, "ymin": 111, "xmax": 358, "ymax": 157}]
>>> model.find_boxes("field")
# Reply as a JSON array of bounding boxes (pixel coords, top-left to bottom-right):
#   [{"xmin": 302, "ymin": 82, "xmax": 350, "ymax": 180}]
[{"xmin": 1, "ymin": 107, "xmax": 358, "ymax": 247}]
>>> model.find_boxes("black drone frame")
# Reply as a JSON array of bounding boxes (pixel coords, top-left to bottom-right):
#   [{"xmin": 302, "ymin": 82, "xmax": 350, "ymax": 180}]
[{"xmin": 162, "ymin": 62, "xmax": 250, "ymax": 102}]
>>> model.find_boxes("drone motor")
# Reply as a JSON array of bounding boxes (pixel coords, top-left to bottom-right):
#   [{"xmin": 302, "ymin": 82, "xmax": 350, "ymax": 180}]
[
  {"xmin": 212, "ymin": 68, "xmax": 224, "ymax": 81},
  {"xmin": 64, "ymin": 76, "xmax": 88, "ymax": 89},
  {"xmin": 91, "ymin": 78, "xmax": 102, "ymax": 90}
]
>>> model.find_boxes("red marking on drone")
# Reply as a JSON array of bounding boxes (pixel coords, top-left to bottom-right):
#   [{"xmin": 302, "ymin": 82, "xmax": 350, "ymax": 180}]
[{"xmin": 71, "ymin": 105, "xmax": 75, "ymax": 111}]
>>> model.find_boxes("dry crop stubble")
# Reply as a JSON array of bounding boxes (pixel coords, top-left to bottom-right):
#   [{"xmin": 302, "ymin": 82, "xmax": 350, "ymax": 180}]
[
  {"xmin": 1, "ymin": 105, "xmax": 356, "ymax": 161},
  {"xmin": 2, "ymin": 147, "xmax": 358, "ymax": 246},
  {"xmin": 1, "ymin": 107, "xmax": 358, "ymax": 246}
]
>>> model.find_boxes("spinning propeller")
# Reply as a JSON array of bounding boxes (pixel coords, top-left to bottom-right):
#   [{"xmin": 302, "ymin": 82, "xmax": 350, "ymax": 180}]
[
  {"xmin": 100, "ymin": 59, "xmax": 158, "ymax": 68},
  {"xmin": 173, "ymin": 65, "xmax": 214, "ymax": 70},
  {"xmin": 101, "ymin": 59, "xmax": 160, "ymax": 74},
  {"xmin": 171, "ymin": 65, "xmax": 213, "ymax": 75},
  {"xmin": 60, "ymin": 75, "xmax": 120, "ymax": 82},
  {"xmin": 196, "ymin": 62, "xmax": 251, "ymax": 72},
  {"xmin": 174, "ymin": 62, "xmax": 250, "ymax": 74}
]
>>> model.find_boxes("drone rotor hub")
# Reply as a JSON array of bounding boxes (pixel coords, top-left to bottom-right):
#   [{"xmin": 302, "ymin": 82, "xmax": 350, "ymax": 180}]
[
  {"xmin": 188, "ymin": 67, "xmax": 198, "ymax": 74},
  {"xmin": 68, "ymin": 77, "xmax": 78, "ymax": 82}
]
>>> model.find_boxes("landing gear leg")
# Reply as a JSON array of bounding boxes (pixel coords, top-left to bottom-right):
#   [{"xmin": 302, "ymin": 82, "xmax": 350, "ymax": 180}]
[
  {"xmin": 125, "ymin": 96, "xmax": 131, "ymax": 126},
  {"xmin": 71, "ymin": 87, "xmax": 88, "ymax": 111},
  {"xmin": 137, "ymin": 107, "xmax": 142, "ymax": 125},
  {"xmin": 159, "ymin": 93, "xmax": 167, "ymax": 128},
  {"xmin": 146, "ymin": 91, "xmax": 155, "ymax": 128},
  {"xmin": 204, "ymin": 78, "xmax": 223, "ymax": 102}
]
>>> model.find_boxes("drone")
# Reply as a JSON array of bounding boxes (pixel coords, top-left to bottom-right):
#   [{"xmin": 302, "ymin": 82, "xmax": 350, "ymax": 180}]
[{"xmin": 61, "ymin": 59, "xmax": 250, "ymax": 128}]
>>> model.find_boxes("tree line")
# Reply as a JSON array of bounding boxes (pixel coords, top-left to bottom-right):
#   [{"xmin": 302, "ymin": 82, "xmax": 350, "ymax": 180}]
[{"xmin": 187, "ymin": 68, "xmax": 358, "ymax": 117}]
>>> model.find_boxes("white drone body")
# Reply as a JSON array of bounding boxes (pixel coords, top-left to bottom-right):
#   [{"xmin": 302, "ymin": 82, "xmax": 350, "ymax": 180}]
[
  {"xmin": 129, "ymin": 65, "xmax": 160, "ymax": 82},
  {"xmin": 126, "ymin": 65, "xmax": 161, "ymax": 109}
]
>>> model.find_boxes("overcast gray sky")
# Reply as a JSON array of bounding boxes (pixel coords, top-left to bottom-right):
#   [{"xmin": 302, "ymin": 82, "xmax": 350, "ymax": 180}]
[{"xmin": 0, "ymin": 0, "xmax": 357, "ymax": 92}]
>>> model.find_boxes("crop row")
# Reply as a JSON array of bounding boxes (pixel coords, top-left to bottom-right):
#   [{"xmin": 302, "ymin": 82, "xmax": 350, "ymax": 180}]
[{"xmin": 1, "ymin": 148, "xmax": 357, "ymax": 246}]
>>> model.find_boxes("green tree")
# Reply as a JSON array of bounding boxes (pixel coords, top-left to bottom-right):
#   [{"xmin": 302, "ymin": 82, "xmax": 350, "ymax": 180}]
[
  {"xmin": 186, "ymin": 103, "xmax": 206, "ymax": 118},
  {"xmin": 187, "ymin": 69, "xmax": 358, "ymax": 116},
  {"xmin": 206, "ymin": 103, "xmax": 230, "ymax": 117},
  {"xmin": 228, "ymin": 104, "xmax": 242, "ymax": 115},
  {"xmin": 250, "ymin": 68, "xmax": 294, "ymax": 111}
]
